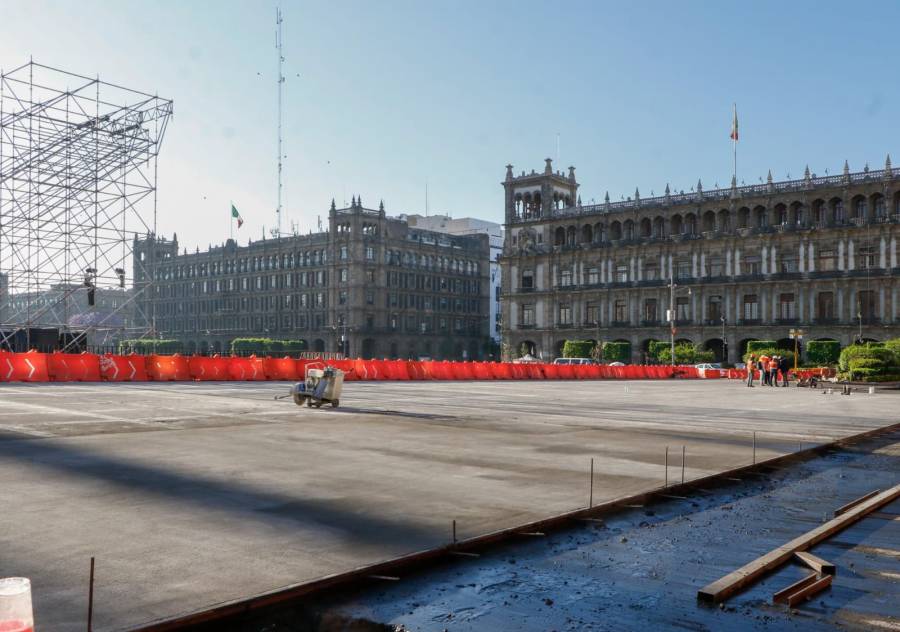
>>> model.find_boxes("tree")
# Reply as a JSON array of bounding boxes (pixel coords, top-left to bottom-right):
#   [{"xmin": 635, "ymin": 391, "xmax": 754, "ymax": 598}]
[
  {"xmin": 563, "ymin": 340, "xmax": 595, "ymax": 358},
  {"xmin": 656, "ymin": 343, "xmax": 714, "ymax": 365},
  {"xmin": 602, "ymin": 341, "xmax": 631, "ymax": 364},
  {"xmin": 805, "ymin": 340, "xmax": 840, "ymax": 366}
]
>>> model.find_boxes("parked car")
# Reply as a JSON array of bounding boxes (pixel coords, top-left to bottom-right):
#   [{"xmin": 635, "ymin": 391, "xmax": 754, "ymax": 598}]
[
  {"xmin": 608, "ymin": 361, "xmax": 626, "ymax": 366},
  {"xmin": 553, "ymin": 357, "xmax": 595, "ymax": 365},
  {"xmin": 694, "ymin": 363, "xmax": 723, "ymax": 370}
]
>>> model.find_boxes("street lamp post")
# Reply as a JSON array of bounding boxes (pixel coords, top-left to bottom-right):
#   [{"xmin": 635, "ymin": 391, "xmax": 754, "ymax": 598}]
[{"xmin": 721, "ymin": 316, "xmax": 728, "ymax": 364}]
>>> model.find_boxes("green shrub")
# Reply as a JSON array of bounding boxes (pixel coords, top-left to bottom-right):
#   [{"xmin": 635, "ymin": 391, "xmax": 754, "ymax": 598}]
[
  {"xmin": 230, "ymin": 337, "xmax": 272, "ymax": 355},
  {"xmin": 883, "ymin": 338, "xmax": 900, "ymax": 363},
  {"xmin": 563, "ymin": 340, "xmax": 595, "ymax": 358},
  {"xmin": 283, "ymin": 340, "xmax": 307, "ymax": 353},
  {"xmin": 805, "ymin": 340, "xmax": 841, "ymax": 366},
  {"xmin": 656, "ymin": 343, "xmax": 715, "ymax": 365},
  {"xmin": 118, "ymin": 339, "xmax": 183, "ymax": 355},
  {"xmin": 838, "ymin": 344, "xmax": 893, "ymax": 372},
  {"xmin": 647, "ymin": 341, "xmax": 669, "ymax": 361},
  {"xmin": 602, "ymin": 341, "xmax": 631, "ymax": 364},
  {"xmin": 746, "ymin": 340, "xmax": 779, "ymax": 355}
]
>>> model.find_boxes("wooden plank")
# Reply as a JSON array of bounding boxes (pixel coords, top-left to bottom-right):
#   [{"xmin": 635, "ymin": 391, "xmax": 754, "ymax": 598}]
[
  {"xmin": 834, "ymin": 490, "xmax": 880, "ymax": 516},
  {"xmin": 794, "ymin": 551, "xmax": 835, "ymax": 575},
  {"xmin": 697, "ymin": 484, "xmax": 900, "ymax": 603},
  {"xmin": 773, "ymin": 572, "xmax": 818, "ymax": 604},
  {"xmin": 786, "ymin": 574, "xmax": 832, "ymax": 607}
]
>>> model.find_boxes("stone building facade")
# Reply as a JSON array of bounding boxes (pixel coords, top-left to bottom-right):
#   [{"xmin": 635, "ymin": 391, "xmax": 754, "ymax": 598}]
[
  {"xmin": 500, "ymin": 157, "xmax": 900, "ymax": 363},
  {"xmin": 133, "ymin": 199, "xmax": 491, "ymax": 359}
]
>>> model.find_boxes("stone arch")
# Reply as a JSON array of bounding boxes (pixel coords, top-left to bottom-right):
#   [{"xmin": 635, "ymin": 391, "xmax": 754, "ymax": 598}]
[
  {"xmin": 717, "ymin": 209, "xmax": 730, "ymax": 232},
  {"xmin": 702, "ymin": 210, "xmax": 716, "ymax": 232},
  {"xmin": 703, "ymin": 338, "xmax": 725, "ymax": 363},
  {"xmin": 641, "ymin": 338, "xmax": 661, "ymax": 363},
  {"xmin": 753, "ymin": 205, "xmax": 768, "ymax": 227},
  {"xmin": 774, "ymin": 203, "xmax": 787, "ymax": 226},
  {"xmin": 623, "ymin": 219, "xmax": 635, "ymax": 240},
  {"xmin": 851, "ymin": 194, "xmax": 867, "ymax": 220},
  {"xmin": 609, "ymin": 220, "xmax": 622, "ymax": 240},
  {"xmin": 871, "ymin": 193, "xmax": 886, "ymax": 220},
  {"xmin": 313, "ymin": 338, "xmax": 325, "ymax": 353},
  {"xmin": 653, "ymin": 215, "xmax": 666, "ymax": 238},
  {"xmin": 684, "ymin": 213, "xmax": 697, "ymax": 235},
  {"xmin": 593, "ymin": 222, "xmax": 605, "ymax": 242},
  {"xmin": 789, "ymin": 201, "xmax": 804, "ymax": 226},
  {"xmin": 639, "ymin": 217, "xmax": 652, "ymax": 238},
  {"xmin": 212, "ymin": 340, "xmax": 222, "ymax": 353},
  {"xmin": 829, "ymin": 197, "xmax": 844, "ymax": 223},
  {"xmin": 554, "ymin": 226, "xmax": 566, "ymax": 245},
  {"xmin": 893, "ymin": 190, "xmax": 900, "ymax": 215},
  {"xmin": 581, "ymin": 224, "xmax": 593, "ymax": 243},
  {"xmin": 776, "ymin": 338, "xmax": 793, "ymax": 351},
  {"xmin": 812, "ymin": 199, "xmax": 827, "ymax": 226},
  {"xmin": 737, "ymin": 206, "xmax": 750, "ymax": 228},
  {"xmin": 670, "ymin": 214, "xmax": 683, "ymax": 235},
  {"xmin": 566, "ymin": 225, "xmax": 576, "ymax": 245},
  {"xmin": 675, "ymin": 337, "xmax": 693, "ymax": 346},
  {"xmin": 518, "ymin": 340, "xmax": 537, "ymax": 357},
  {"xmin": 361, "ymin": 337, "xmax": 377, "ymax": 359}
]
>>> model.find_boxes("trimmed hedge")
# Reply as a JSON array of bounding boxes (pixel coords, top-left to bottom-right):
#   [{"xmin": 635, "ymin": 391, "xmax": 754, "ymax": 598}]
[
  {"xmin": 648, "ymin": 341, "xmax": 669, "ymax": 361},
  {"xmin": 805, "ymin": 340, "xmax": 840, "ymax": 366},
  {"xmin": 563, "ymin": 340, "xmax": 595, "ymax": 359},
  {"xmin": 230, "ymin": 338, "xmax": 307, "ymax": 355},
  {"xmin": 839, "ymin": 343, "xmax": 899, "ymax": 381},
  {"xmin": 657, "ymin": 343, "xmax": 714, "ymax": 365},
  {"xmin": 602, "ymin": 341, "xmax": 631, "ymax": 364},
  {"xmin": 746, "ymin": 340, "xmax": 779, "ymax": 355},
  {"xmin": 118, "ymin": 339, "xmax": 183, "ymax": 355}
]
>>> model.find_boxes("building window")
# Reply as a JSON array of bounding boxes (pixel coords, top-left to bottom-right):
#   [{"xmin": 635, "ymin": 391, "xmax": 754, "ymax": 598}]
[
  {"xmin": 339, "ymin": 268, "xmax": 348, "ymax": 283},
  {"xmin": 743, "ymin": 294, "xmax": 759, "ymax": 320},
  {"xmin": 585, "ymin": 302, "xmax": 599, "ymax": 325},
  {"xmin": 874, "ymin": 197, "xmax": 886, "ymax": 219},
  {"xmin": 833, "ymin": 200, "xmax": 845, "ymax": 223},
  {"xmin": 365, "ymin": 246, "xmax": 374, "ymax": 261},
  {"xmin": 707, "ymin": 296, "xmax": 722, "ymax": 322},
  {"xmin": 614, "ymin": 299, "xmax": 627, "ymax": 323},
  {"xmin": 816, "ymin": 292, "xmax": 834, "ymax": 320},
  {"xmin": 676, "ymin": 296, "xmax": 690, "ymax": 321},
  {"xmin": 559, "ymin": 268, "xmax": 573, "ymax": 287},
  {"xmin": 744, "ymin": 257, "xmax": 761, "ymax": 276},
  {"xmin": 857, "ymin": 290, "xmax": 877, "ymax": 321},
  {"xmin": 675, "ymin": 260, "xmax": 691, "ymax": 280},
  {"xmin": 818, "ymin": 248, "xmax": 836, "ymax": 272},
  {"xmin": 778, "ymin": 293, "xmax": 795, "ymax": 319},
  {"xmin": 365, "ymin": 291, "xmax": 374, "ymax": 305},
  {"xmin": 706, "ymin": 258, "xmax": 724, "ymax": 277},
  {"xmin": 616, "ymin": 265, "xmax": 628, "ymax": 283},
  {"xmin": 780, "ymin": 256, "xmax": 798, "ymax": 273},
  {"xmin": 644, "ymin": 264, "xmax": 659, "ymax": 281},
  {"xmin": 558, "ymin": 303, "xmax": 572, "ymax": 325},
  {"xmin": 857, "ymin": 244, "xmax": 877, "ymax": 269},
  {"xmin": 587, "ymin": 267, "xmax": 599, "ymax": 285},
  {"xmin": 643, "ymin": 298, "xmax": 657, "ymax": 322},
  {"xmin": 340, "ymin": 246, "xmax": 348, "ymax": 260},
  {"xmin": 522, "ymin": 304, "xmax": 535, "ymax": 326},
  {"xmin": 521, "ymin": 270, "xmax": 534, "ymax": 289}
]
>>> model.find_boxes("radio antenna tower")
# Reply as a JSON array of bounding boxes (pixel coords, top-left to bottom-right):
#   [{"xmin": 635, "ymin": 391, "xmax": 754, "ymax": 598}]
[{"xmin": 275, "ymin": 6, "xmax": 284, "ymax": 238}]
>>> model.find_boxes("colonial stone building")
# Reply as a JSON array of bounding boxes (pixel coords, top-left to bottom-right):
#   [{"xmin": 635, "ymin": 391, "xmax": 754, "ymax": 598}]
[
  {"xmin": 133, "ymin": 199, "xmax": 491, "ymax": 359},
  {"xmin": 500, "ymin": 157, "xmax": 900, "ymax": 363}
]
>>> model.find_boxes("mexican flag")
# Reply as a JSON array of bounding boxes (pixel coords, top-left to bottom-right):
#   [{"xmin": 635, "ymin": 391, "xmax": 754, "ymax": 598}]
[
  {"xmin": 730, "ymin": 104, "xmax": 739, "ymax": 141},
  {"xmin": 231, "ymin": 203, "xmax": 244, "ymax": 228}
]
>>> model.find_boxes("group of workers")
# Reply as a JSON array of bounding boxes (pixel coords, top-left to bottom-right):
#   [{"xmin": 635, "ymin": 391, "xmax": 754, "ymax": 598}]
[{"xmin": 745, "ymin": 353, "xmax": 791, "ymax": 387}]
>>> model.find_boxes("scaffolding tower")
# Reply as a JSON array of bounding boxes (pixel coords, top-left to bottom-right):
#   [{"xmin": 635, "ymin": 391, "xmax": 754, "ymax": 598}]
[{"xmin": 0, "ymin": 60, "xmax": 173, "ymax": 350}]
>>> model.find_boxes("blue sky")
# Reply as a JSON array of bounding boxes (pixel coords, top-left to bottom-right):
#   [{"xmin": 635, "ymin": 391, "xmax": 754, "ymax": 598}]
[{"xmin": 2, "ymin": 0, "xmax": 897, "ymax": 250}]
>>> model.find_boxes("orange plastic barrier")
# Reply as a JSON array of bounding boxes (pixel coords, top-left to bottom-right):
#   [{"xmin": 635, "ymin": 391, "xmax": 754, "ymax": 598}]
[
  {"xmin": 47, "ymin": 352, "xmax": 101, "ymax": 382},
  {"xmin": 406, "ymin": 360, "xmax": 425, "ymax": 380},
  {"xmin": 187, "ymin": 356, "xmax": 229, "ymax": 381},
  {"xmin": 147, "ymin": 354, "xmax": 190, "ymax": 381},
  {"xmin": 263, "ymin": 357, "xmax": 299, "ymax": 381},
  {"xmin": 0, "ymin": 351, "xmax": 50, "ymax": 382},
  {"xmin": 509, "ymin": 363, "xmax": 527, "ymax": 379},
  {"xmin": 228, "ymin": 356, "xmax": 266, "ymax": 381},
  {"xmin": 100, "ymin": 354, "xmax": 149, "ymax": 382}
]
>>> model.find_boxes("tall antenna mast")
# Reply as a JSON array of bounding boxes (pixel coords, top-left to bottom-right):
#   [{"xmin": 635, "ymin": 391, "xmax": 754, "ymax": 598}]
[{"xmin": 275, "ymin": 7, "xmax": 284, "ymax": 238}]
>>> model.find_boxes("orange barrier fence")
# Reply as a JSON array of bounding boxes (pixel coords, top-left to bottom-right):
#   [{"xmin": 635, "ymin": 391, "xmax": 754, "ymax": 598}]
[{"xmin": 7, "ymin": 350, "xmax": 838, "ymax": 384}]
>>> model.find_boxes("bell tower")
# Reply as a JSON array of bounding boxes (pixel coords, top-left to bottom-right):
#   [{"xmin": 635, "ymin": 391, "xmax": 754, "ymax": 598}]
[{"xmin": 502, "ymin": 158, "xmax": 579, "ymax": 225}]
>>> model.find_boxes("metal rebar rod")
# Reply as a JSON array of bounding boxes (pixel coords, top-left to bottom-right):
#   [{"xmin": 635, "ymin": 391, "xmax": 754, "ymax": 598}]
[
  {"xmin": 87, "ymin": 556, "xmax": 95, "ymax": 632},
  {"xmin": 681, "ymin": 446, "xmax": 685, "ymax": 484},
  {"xmin": 753, "ymin": 431, "xmax": 756, "ymax": 464},
  {"xmin": 589, "ymin": 457, "xmax": 594, "ymax": 507},
  {"xmin": 664, "ymin": 446, "xmax": 668, "ymax": 488}
]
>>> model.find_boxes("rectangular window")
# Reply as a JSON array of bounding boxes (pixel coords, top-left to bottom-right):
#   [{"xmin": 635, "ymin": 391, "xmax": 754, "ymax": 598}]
[
  {"xmin": 558, "ymin": 303, "xmax": 572, "ymax": 325},
  {"xmin": 339, "ymin": 291, "xmax": 347, "ymax": 305},
  {"xmin": 366, "ymin": 291, "xmax": 374, "ymax": 305},
  {"xmin": 745, "ymin": 257, "xmax": 761, "ymax": 276},
  {"xmin": 818, "ymin": 249, "xmax": 836, "ymax": 272},
  {"xmin": 587, "ymin": 267, "xmax": 599, "ymax": 285},
  {"xmin": 743, "ymin": 294, "xmax": 759, "ymax": 320},
  {"xmin": 780, "ymin": 257, "xmax": 798, "ymax": 273},
  {"xmin": 559, "ymin": 269, "xmax": 573, "ymax": 287},
  {"xmin": 707, "ymin": 296, "xmax": 722, "ymax": 322},
  {"xmin": 676, "ymin": 261, "xmax": 691, "ymax": 280},
  {"xmin": 778, "ymin": 293, "xmax": 795, "ymax": 319},
  {"xmin": 366, "ymin": 269, "xmax": 375, "ymax": 283},
  {"xmin": 585, "ymin": 302, "xmax": 599, "ymax": 325},
  {"xmin": 522, "ymin": 304, "xmax": 535, "ymax": 326},
  {"xmin": 340, "ymin": 246, "xmax": 348, "ymax": 260},
  {"xmin": 616, "ymin": 265, "xmax": 628, "ymax": 283},
  {"xmin": 521, "ymin": 270, "xmax": 534, "ymax": 289},
  {"xmin": 857, "ymin": 290, "xmax": 877, "ymax": 320},
  {"xmin": 644, "ymin": 264, "xmax": 659, "ymax": 281},
  {"xmin": 707, "ymin": 259, "xmax": 724, "ymax": 277},
  {"xmin": 339, "ymin": 268, "xmax": 348, "ymax": 283},
  {"xmin": 676, "ymin": 296, "xmax": 690, "ymax": 321},
  {"xmin": 857, "ymin": 245, "xmax": 877, "ymax": 269},
  {"xmin": 365, "ymin": 246, "xmax": 374, "ymax": 261},
  {"xmin": 643, "ymin": 299, "xmax": 657, "ymax": 322},
  {"xmin": 614, "ymin": 299, "xmax": 627, "ymax": 323},
  {"xmin": 816, "ymin": 292, "xmax": 834, "ymax": 320}
]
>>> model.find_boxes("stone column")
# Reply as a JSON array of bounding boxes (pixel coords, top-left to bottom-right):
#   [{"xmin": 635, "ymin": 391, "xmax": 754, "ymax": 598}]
[
  {"xmin": 808, "ymin": 241, "xmax": 815, "ymax": 272},
  {"xmin": 847, "ymin": 239, "xmax": 855, "ymax": 271},
  {"xmin": 880, "ymin": 237, "xmax": 887, "ymax": 269},
  {"xmin": 734, "ymin": 248, "xmax": 741, "ymax": 276},
  {"xmin": 837, "ymin": 287, "xmax": 844, "ymax": 322},
  {"xmin": 798, "ymin": 242, "xmax": 805, "ymax": 273},
  {"xmin": 692, "ymin": 252, "xmax": 698, "ymax": 278},
  {"xmin": 726, "ymin": 249, "xmax": 732, "ymax": 276},
  {"xmin": 700, "ymin": 252, "xmax": 706, "ymax": 278},
  {"xmin": 891, "ymin": 236, "xmax": 897, "ymax": 269},
  {"xmin": 838, "ymin": 240, "xmax": 845, "ymax": 271},
  {"xmin": 770, "ymin": 244, "xmax": 777, "ymax": 273},
  {"xmin": 761, "ymin": 245, "xmax": 768, "ymax": 275}
]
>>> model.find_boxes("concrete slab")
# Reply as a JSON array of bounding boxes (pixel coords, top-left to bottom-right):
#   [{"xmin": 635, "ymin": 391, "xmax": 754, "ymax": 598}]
[{"xmin": 0, "ymin": 380, "xmax": 896, "ymax": 631}]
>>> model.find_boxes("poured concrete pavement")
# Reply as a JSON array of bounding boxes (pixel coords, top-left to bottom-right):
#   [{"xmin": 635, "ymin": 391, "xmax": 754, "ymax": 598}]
[{"xmin": 0, "ymin": 380, "xmax": 896, "ymax": 630}]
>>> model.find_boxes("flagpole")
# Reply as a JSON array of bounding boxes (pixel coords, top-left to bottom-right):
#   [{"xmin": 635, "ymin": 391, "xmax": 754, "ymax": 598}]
[
  {"xmin": 732, "ymin": 103, "xmax": 737, "ymax": 184},
  {"xmin": 230, "ymin": 201, "xmax": 233, "ymax": 242}
]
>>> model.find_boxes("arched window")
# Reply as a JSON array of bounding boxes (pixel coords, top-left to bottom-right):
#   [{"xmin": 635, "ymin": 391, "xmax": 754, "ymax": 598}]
[
  {"xmin": 854, "ymin": 196, "xmax": 867, "ymax": 219},
  {"xmin": 554, "ymin": 227, "xmax": 565, "ymax": 246}
]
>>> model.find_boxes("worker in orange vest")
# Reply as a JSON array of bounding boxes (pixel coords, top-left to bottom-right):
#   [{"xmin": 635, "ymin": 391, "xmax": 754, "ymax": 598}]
[
  {"xmin": 758, "ymin": 354, "xmax": 770, "ymax": 385},
  {"xmin": 768, "ymin": 355, "xmax": 779, "ymax": 387},
  {"xmin": 746, "ymin": 353, "xmax": 756, "ymax": 387}
]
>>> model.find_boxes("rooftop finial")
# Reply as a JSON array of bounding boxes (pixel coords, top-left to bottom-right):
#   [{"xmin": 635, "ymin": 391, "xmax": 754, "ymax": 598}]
[
  {"xmin": 604, "ymin": 191, "xmax": 610, "ymax": 204},
  {"xmin": 730, "ymin": 175, "xmax": 737, "ymax": 189},
  {"xmin": 506, "ymin": 164, "xmax": 513, "ymax": 180},
  {"xmin": 577, "ymin": 194, "xmax": 582, "ymax": 206},
  {"xmin": 804, "ymin": 165, "xmax": 811, "ymax": 181},
  {"xmin": 379, "ymin": 199, "xmax": 385, "ymax": 212},
  {"xmin": 544, "ymin": 157, "xmax": 553, "ymax": 174},
  {"xmin": 843, "ymin": 159, "xmax": 850, "ymax": 175},
  {"xmin": 766, "ymin": 169, "xmax": 772, "ymax": 184},
  {"xmin": 886, "ymin": 154, "xmax": 892, "ymax": 171},
  {"xmin": 696, "ymin": 179, "xmax": 703, "ymax": 193},
  {"xmin": 351, "ymin": 195, "xmax": 356, "ymax": 207},
  {"xmin": 568, "ymin": 165, "xmax": 576, "ymax": 181},
  {"xmin": 664, "ymin": 183, "xmax": 670, "ymax": 197},
  {"xmin": 357, "ymin": 195, "xmax": 363, "ymax": 207},
  {"xmin": 330, "ymin": 198, "xmax": 336, "ymax": 211},
  {"xmin": 634, "ymin": 187, "xmax": 640, "ymax": 202}
]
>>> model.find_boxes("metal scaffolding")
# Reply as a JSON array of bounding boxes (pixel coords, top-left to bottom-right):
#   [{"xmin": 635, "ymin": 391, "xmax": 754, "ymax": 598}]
[{"xmin": 0, "ymin": 60, "xmax": 172, "ymax": 349}]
